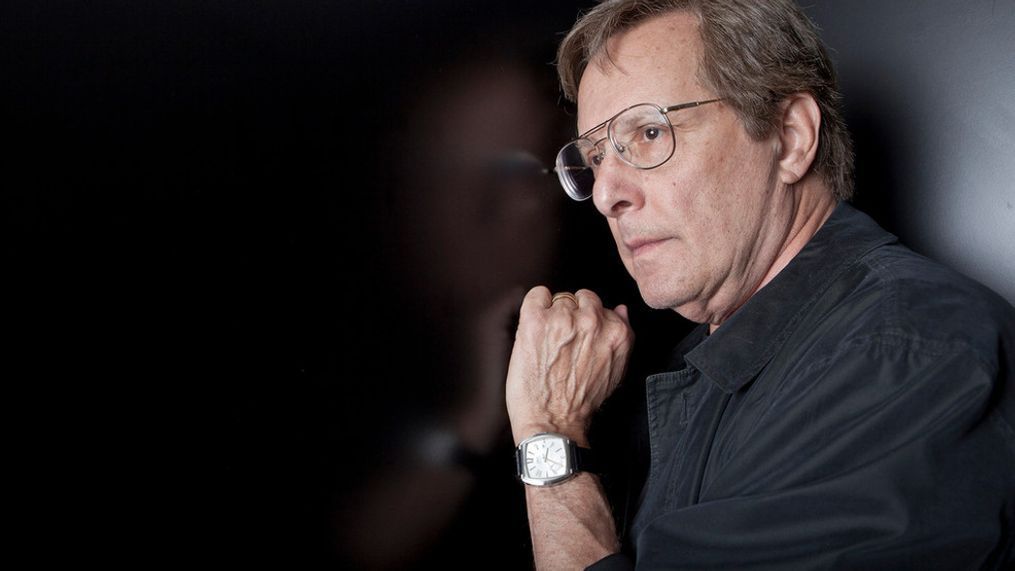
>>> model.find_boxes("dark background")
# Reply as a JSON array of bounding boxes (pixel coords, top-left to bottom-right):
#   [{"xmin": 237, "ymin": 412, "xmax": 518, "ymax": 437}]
[{"xmin": 5, "ymin": 1, "xmax": 1012, "ymax": 568}]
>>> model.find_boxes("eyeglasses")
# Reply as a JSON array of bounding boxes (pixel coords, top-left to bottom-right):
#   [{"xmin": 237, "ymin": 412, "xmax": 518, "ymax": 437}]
[{"xmin": 554, "ymin": 99, "xmax": 722, "ymax": 201}]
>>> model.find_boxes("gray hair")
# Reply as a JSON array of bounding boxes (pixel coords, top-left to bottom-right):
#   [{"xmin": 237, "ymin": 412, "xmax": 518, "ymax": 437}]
[{"xmin": 557, "ymin": 0, "xmax": 854, "ymax": 200}]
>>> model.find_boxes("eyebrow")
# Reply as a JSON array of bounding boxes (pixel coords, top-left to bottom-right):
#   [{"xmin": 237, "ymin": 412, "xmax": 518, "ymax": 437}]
[{"xmin": 576, "ymin": 99, "xmax": 723, "ymax": 139}]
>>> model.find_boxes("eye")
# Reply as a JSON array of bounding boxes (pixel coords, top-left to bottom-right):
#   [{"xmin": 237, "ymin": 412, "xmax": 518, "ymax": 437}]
[
  {"xmin": 641, "ymin": 125, "xmax": 662, "ymax": 141},
  {"xmin": 586, "ymin": 141, "xmax": 607, "ymax": 167}
]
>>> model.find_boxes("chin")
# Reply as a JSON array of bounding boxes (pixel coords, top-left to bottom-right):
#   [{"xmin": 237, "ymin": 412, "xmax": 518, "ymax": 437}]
[
  {"xmin": 630, "ymin": 257, "xmax": 689, "ymax": 309},
  {"xmin": 636, "ymin": 281, "xmax": 682, "ymax": 311},
  {"xmin": 636, "ymin": 278, "xmax": 710, "ymax": 322}
]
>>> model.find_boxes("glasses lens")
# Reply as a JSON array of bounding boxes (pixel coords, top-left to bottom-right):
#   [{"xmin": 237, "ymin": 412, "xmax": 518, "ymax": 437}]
[
  {"xmin": 609, "ymin": 104, "xmax": 674, "ymax": 170},
  {"xmin": 555, "ymin": 140, "xmax": 598, "ymax": 201}
]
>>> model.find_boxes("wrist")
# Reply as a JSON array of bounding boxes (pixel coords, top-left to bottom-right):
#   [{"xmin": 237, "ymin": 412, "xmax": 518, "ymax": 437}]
[{"xmin": 511, "ymin": 420, "xmax": 589, "ymax": 447}]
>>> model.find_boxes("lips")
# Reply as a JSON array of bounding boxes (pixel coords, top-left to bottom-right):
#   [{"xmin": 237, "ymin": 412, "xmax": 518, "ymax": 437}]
[{"xmin": 624, "ymin": 236, "xmax": 671, "ymax": 257}]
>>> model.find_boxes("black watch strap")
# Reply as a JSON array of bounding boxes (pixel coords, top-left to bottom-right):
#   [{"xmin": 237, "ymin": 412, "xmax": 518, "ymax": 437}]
[{"xmin": 572, "ymin": 443, "xmax": 603, "ymax": 474}]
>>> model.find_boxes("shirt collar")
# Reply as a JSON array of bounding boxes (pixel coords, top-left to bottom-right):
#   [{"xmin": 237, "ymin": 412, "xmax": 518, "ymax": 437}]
[{"xmin": 683, "ymin": 202, "xmax": 897, "ymax": 393}]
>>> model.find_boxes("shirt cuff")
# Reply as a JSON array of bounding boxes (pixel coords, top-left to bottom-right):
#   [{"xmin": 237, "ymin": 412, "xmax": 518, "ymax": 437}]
[{"xmin": 585, "ymin": 553, "xmax": 634, "ymax": 571}]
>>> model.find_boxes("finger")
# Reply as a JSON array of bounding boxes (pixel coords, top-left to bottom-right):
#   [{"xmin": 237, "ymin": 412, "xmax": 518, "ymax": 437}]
[
  {"xmin": 614, "ymin": 303, "xmax": 630, "ymax": 324},
  {"xmin": 521, "ymin": 286, "xmax": 552, "ymax": 315},
  {"xmin": 574, "ymin": 289, "xmax": 603, "ymax": 311},
  {"xmin": 549, "ymin": 291, "xmax": 579, "ymax": 311}
]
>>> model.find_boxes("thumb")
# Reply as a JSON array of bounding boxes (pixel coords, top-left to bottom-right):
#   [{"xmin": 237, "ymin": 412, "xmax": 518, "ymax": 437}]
[{"xmin": 614, "ymin": 303, "xmax": 631, "ymax": 325}]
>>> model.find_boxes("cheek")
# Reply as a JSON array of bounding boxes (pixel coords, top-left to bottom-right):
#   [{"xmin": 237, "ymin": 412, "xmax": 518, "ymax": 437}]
[
  {"xmin": 659, "ymin": 147, "xmax": 732, "ymax": 235},
  {"xmin": 696, "ymin": 136, "xmax": 774, "ymax": 235}
]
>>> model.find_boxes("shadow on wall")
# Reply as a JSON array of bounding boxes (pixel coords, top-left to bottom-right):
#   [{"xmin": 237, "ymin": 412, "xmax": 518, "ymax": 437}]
[{"xmin": 336, "ymin": 53, "xmax": 565, "ymax": 570}]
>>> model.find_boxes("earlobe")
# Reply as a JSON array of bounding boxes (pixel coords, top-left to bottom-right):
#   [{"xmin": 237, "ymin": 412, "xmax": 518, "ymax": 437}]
[{"xmin": 777, "ymin": 93, "xmax": 821, "ymax": 185}]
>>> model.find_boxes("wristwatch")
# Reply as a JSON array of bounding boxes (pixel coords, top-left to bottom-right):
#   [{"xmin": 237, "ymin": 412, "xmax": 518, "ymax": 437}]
[{"xmin": 515, "ymin": 432, "xmax": 601, "ymax": 486}]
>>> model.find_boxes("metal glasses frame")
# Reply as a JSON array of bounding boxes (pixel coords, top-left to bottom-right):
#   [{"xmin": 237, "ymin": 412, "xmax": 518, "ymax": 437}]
[{"xmin": 555, "ymin": 98, "xmax": 723, "ymax": 201}]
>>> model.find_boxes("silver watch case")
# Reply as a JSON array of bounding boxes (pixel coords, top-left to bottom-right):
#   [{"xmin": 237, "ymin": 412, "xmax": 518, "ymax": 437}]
[{"xmin": 516, "ymin": 432, "xmax": 579, "ymax": 486}]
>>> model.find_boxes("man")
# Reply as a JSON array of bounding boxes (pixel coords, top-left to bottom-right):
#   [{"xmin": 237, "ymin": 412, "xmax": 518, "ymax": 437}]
[{"xmin": 505, "ymin": 1, "xmax": 1015, "ymax": 569}]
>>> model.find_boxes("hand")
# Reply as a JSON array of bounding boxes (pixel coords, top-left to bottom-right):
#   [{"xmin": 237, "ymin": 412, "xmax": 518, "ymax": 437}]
[{"xmin": 505, "ymin": 287, "xmax": 634, "ymax": 446}]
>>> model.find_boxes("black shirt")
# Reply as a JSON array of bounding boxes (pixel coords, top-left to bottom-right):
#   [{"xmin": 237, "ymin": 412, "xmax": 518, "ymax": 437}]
[{"xmin": 591, "ymin": 203, "xmax": 1015, "ymax": 570}]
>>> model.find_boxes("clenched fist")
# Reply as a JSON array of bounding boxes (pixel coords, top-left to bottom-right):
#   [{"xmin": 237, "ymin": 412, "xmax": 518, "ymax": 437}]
[{"xmin": 505, "ymin": 286, "xmax": 635, "ymax": 446}]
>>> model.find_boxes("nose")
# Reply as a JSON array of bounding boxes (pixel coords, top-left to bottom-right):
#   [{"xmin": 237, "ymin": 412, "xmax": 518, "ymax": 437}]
[{"xmin": 592, "ymin": 152, "xmax": 644, "ymax": 218}]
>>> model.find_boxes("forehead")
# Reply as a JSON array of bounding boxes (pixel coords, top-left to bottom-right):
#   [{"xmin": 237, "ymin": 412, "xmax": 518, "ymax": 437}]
[{"xmin": 576, "ymin": 11, "xmax": 704, "ymax": 134}]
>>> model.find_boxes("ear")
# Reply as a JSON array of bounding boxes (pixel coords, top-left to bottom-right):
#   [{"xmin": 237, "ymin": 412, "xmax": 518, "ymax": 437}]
[{"xmin": 776, "ymin": 93, "xmax": 821, "ymax": 185}]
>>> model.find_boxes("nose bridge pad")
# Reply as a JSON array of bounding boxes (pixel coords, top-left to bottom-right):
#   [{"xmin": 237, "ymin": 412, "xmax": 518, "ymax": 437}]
[
  {"xmin": 600, "ymin": 129, "xmax": 617, "ymax": 158},
  {"xmin": 609, "ymin": 130, "xmax": 633, "ymax": 167},
  {"xmin": 606, "ymin": 127, "xmax": 623, "ymax": 158}
]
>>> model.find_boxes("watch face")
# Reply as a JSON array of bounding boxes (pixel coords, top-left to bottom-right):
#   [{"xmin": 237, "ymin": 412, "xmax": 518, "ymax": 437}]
[{"xmin": 524, "ymin": 436, "xmax": 568, "ymax": 480}]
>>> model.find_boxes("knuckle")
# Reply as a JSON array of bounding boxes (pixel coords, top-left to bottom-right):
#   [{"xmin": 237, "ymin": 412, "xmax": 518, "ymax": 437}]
[
  {"xmin": 546, "ymin": 313, "xmax": 577, "ymax": 340},
  {"xmin": 608, "ymin": 323, "xmax": 634, "ymax": 348},
  {"xmin": 524, "ymin": 286, "xmax": 548, "ymax": 303},
  {"xmin": 575, "ymin": 288, "xmax": 602, "ymax": 305},
  {"xmin": 575, "ymin": 311, "xmax": 600, "ymax": 332},
  {"xmin": 520, "ymin": 286, "xmax": 550, "ymax": 312}
]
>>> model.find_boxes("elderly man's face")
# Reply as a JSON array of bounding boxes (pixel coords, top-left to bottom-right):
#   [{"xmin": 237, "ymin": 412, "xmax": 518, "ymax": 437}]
[{"xmin": 577, "ymin": 11, "xmax": 790, "ymax": 324}]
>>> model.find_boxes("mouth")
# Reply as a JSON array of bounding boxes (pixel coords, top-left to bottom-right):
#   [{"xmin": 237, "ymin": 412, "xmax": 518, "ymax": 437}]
[{"xmin": 624, "ymin": 237, "xmax": 671, "ymax": 258}]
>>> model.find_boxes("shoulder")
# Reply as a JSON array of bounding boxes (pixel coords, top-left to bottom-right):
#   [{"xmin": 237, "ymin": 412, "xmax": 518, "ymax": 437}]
[
  {"xmin": 795, "ymin": 241, "xmax": 1015, "ymax": 441},
  {"xmin": 761, "ymin": 202, "xmax": 1014, "ymax": 377},
  {"xmin": 826, "ymin": 240, "xmax": 1015, "ymax": 367},
  {"xmin": 740, "ymin": 239, "xmax": 1015, "ymax": 481}
]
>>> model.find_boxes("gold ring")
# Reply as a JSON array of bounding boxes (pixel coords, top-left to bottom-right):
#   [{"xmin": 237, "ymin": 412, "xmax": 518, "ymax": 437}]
[{"xmin": 550, "ymin": 292, "xmax": 579, "ymax": 307}]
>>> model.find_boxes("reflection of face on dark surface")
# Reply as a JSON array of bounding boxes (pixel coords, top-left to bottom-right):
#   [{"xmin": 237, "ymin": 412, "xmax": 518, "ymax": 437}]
[
  {"xmin": 399, "ymin": 62, "xmax": 562, "ymax": 304},
  {"xmin": 340, "ymin": 58, "xmax": 568, "ymax": 570}
]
